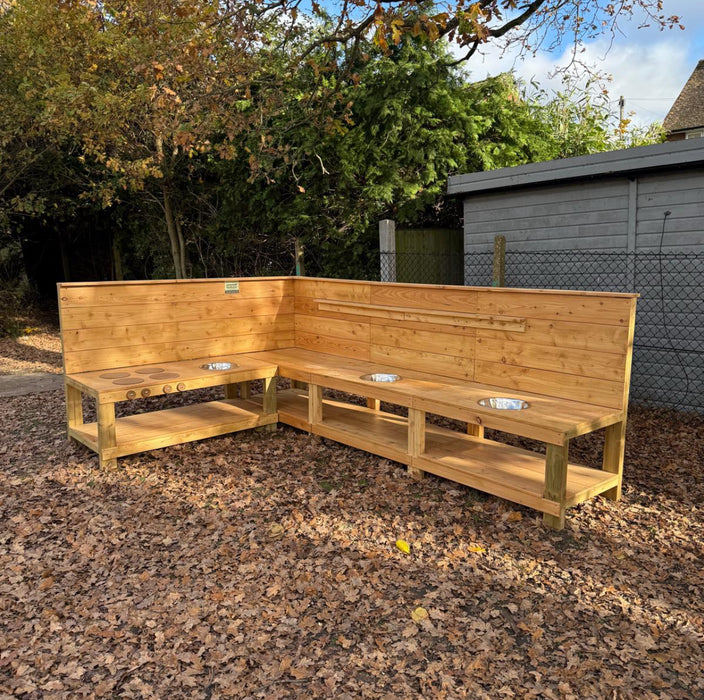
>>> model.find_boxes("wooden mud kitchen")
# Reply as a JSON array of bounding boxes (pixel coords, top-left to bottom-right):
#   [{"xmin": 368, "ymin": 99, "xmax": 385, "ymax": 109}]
[{"xmin": 58, "ymin": 277, "xmax": 638, "ymax": 529}]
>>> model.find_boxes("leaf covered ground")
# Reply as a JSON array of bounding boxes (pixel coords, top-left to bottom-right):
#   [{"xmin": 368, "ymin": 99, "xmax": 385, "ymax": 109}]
[{"xmin": 1, "ymin": 328, "xmax": 703, "ymax": 699}]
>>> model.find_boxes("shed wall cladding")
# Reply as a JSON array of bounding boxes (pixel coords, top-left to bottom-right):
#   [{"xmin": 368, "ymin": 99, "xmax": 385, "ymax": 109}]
[{"xmin": 462, "ymin": 169, "xmax": 704, "ymax": 413}]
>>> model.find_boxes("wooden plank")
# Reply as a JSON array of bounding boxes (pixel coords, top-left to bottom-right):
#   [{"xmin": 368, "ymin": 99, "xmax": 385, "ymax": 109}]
[
  {"xmin": 262, "ymin": 376, "xmax": 277, "ymax": 415},
  {"xmin": 620, "ymin": 298, "xmax": 637, "ymax": 410},
  {"xmin": 415, "ymin": 395, "xmax": 566, "ymax": 446},
  {"xmin": 63, "ymin": 315, "xmax": 294, "ymax": 352},
  {"xmin": 295, "ymin": 331, "xmax": 371, "ymax": 361},
  {"xmin": 318, "ymin": 300, "xmax": 525, "ymax": 332},
  {"xmin": 224, "ymin": 384, "xmax": 238, "ymax": 400},
  {"xmin": 65, "ymin": 383, "xmax": 83, "ymax": 429},
  {"xmin": 371, "ymin": 344, "xmax": 473, "ymax": 381},
  {"xmin": 414, "ymin": 455, "xmax": 562, "ymax": 518},
  {"xmin": 602, "ymin": 420, "xmax": 626, "ymax": 501},
  {"xmin": 295, "ymin": 314, "xmax": 370, "ymax": 343},
  {"xmin": 59, "ymin": 278, "xmax": 293, "ymax": 306},
  {"xmin": 68, "ymin": 426, "xmax": 97, "ymax": 452},
  {"xmin": 295, "ymin": 297, "xmax": 373, "ymax": 324},
  {"xmin": 466, "ymin": 423, "xmax": 484, "ymax": 439},
  {"xmin": 476, "ymin": 337, "xmax": 626, "ymax": 382},
  {"xmin": 308, "ymin": 384, "xmax": 323, "ymax": 425},
  {"xmin": 312, "ymin": 406, "xmax": 410, "ymax": 466},
  {"xmin": 478, "ymin": 318, "xmax": 630, "ymax": 354},
  {"xmin": 370, "ymin": 285, "xmax": 478, "ymax": 311},
  {"xmin": 64, "ymin": 331, "xmax": 293, "ymax": 374},
  {"xmin": 543, "ymin": 443, "xmax": 568, "ymax": 530},
  {"xmin": 60, "ymin": 296, "xmax": 294, "ymax": 331},
  {"xmin": 295, "ymin": 279, "xmax": 371, "ymax": 303},
  {"xmin": 371, "ymin": 324, "xmax": 475, "ymax": 358},
  {"xmin": 477, "ymin": 290, "xmax": 632, "ymax": 327},
  {"xmin": 97, "ymin": 402, "xmax": 117, "ymax": 468},
  {"xmin": 407, "ymin": 408, "xmax": 426, "ymax": 480},
  {"xmin": 474, "ymin": 360, "xmax": 624, "ymax": 410},
  {"xmin": 74, "ymin": 400, "xmax": 277, "ymax": 458}
]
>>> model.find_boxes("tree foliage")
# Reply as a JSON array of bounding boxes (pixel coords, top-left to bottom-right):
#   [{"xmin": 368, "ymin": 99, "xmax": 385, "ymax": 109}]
[{"xmin": 0, "ymin": 0, "xmax": 672, "ymax": 284}]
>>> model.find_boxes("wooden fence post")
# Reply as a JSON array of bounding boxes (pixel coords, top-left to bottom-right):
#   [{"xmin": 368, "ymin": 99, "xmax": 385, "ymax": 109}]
[
  {"xmin": 295, "ymin": 239, "xmax": 305, "ymax": 276},
  {"xmin": 379, "ymin": 219, "xmax": 396, "ymax": 282},
  {"xmin": 492, "ymin": 235, "xmax": 506, "ymax": 287}
]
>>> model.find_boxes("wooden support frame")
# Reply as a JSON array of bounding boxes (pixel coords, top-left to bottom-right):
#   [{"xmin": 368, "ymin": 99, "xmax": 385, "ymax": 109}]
[
  {"xmin": 543, "ymin": 443, "xmax": 569, "ymax": 530},
  {"xmin": 602, "ymin": 420, "xmax": 626, "ymax": 501},
  {"xmin": 57, "ymin": 276, "xmax": 637, "ymax": 527},
  {"xmin": 65, "ymin": 383, "xmax": 84, "ymax": 433},
  {"xmin": 407, "ymin": 408, "xmax": 426, "ymax": 480},
  {"xmin": 308, "ymin": 383, "xmax": 323, "ymax": 427},
  {"xmin": 224, "ymin": 383, "xmax": 238, "ymax": 400},
  {"xmin": 466, "ymin": 422, "xmax": 484, "ymax": 439}
]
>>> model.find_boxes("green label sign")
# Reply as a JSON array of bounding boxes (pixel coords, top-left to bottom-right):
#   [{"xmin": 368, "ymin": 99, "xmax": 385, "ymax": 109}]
[{"xmin": 224, "ymin": 281, "xmax": 240, "ymax": 294}]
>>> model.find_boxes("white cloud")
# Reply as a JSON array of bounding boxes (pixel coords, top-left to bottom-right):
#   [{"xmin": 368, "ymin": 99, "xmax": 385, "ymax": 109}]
[{"xmin": 457, "ymin": 0, "xmax": 704, "ymax": 127}]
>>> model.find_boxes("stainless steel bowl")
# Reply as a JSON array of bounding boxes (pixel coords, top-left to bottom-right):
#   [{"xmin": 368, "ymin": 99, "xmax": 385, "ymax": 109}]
[
  {"xmin": 200, "ymin": 361, "xmax": 236, "ymax": 371},
  {"xmin": 360, "ymin": 373, "xmax": 401, "ymax": 383},
  {"xmin": 478, "ymin": 397, "xmax": 530, "ymax": 410}
]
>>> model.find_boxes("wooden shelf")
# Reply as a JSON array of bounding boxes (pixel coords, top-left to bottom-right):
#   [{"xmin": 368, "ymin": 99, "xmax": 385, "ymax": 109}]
[
  {"xmin": 70, "ymin": 399, "xmax": 277, "ymax": 459},
  {"xmin": 268, "ymin": 389, "xmax": 618, "ymax": 516},
  {"xmin": 417, "ymin": 432, "xmax": 619, "ymax": 516}
]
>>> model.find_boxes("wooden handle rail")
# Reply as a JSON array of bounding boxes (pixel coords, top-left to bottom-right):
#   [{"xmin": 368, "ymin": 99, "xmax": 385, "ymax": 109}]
[{"xmin": 315, "ymin": 299, "xmax": 527, "ymax": 332}]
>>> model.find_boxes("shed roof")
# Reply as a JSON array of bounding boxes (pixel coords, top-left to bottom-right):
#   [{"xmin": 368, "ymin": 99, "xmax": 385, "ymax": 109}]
[
  {"xmin": 447, "ymin": 138, "xmax": 704, "ymax": 196},
  {"xmin": 663, "ymin": 59, "xmax": 704, "ymax": 134}
]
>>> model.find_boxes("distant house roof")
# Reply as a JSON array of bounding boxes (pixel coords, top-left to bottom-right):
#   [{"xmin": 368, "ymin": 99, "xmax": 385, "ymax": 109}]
[
  {"xmin": 447, "ymin": 138, "xmax": 704, "ymax": 196},
  {"xmin": 664, "ymin": 59, "xmax": 704, "ymax": 134}
]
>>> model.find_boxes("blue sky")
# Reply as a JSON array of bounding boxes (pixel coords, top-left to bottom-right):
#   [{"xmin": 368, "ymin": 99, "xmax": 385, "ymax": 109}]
[{"xmin": 465, "ymin": 0, "xmax": 704, "ymax": 127}]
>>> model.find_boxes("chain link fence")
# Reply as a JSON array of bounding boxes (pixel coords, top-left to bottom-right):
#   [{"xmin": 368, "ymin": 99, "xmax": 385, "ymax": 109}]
[{"xmin": 379, "ymin": 249, "xmax": 704, "ymax": 413}]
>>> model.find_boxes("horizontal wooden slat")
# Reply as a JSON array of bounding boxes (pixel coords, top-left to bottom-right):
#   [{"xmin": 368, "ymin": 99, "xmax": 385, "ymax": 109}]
[
  {"xmin": 476, "ymin": 337, "xmax": 626, "ymax": 382},
  {"xmin": 317, "ymin": 300, "xmax": 526, "ymax": 331},
  {"xmin": 295, "ymin": 279, "xmax": 371, "ymax": 302},
  {"xmin": 63, "ymin": 315, "xmax": 294, "ymax": 352},
  {"xmin": 371, "ymin": 345, "xmax": 473, "ymax": 381},
  {"xmin": 61, "ymin": 296, "xmax": 294, "ymax": 331},
  {"xmin": 295, "ymin": 331, "xmax": 371, "ymax": 361},
  {"xmin": 478, "ymin": 318, "xmax": 630, "ymax": 354},
  {"xmin": 477, "ymin": 291, "xmax": 633, "ymax": 327},
  {"xmin": 59, "ymin": 279, "xmax": 293, "ymax": 306},
  {"xmin": 64, "ymin": 331, "xmax": 293, "ymax": 374},
  {"xmin": 371, "ymin": 324, "xmax": 475, "ymax": 357},
  {"xmin": 370, "ymin": 285, "xmax": 478, "ymax": 311},
  {"xmin": 474, "ymin": 360, "xmax": 624, "ymax": 409},
  {"xmin": 294, "ymin": 314, "xmax": 370, "ymax": 343}
]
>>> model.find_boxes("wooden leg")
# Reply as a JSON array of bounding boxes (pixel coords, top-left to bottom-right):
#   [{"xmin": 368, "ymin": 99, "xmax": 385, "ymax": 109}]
[
  {"xmin": 292, "ymin": 380, "xmax": 307, "ymax": 390},
  {"xmin": 408, "ymin": 408, "xmax": 426, "ymax": 480},
  {"xmin": 543, "ymin": 443, "xmax": 568, "ymax": 530},
  {"xmin": 224, "ymin": 383, "xmax": 238, "ymax": 400},
  {"xmin": 602, "ymin": 420, "xmax": 626, "ymax": 501},
  {"xmin": 65, "ymin": 384, "xmax": 84, "ymax": 439},
  {"xmin": 366, "ymin": 398, "xmax": 381, "ymax": 411},
  {"xmin": 256, "ymin": 376, "xmax": 277, "ymax": 432},
  {"xmin": 238, "ymin": 381, "xmax": 251, "ymax": 399},
  {"xmin": 466, "ymin": 422, "xmax": 484, "ymax": 439},
  {"xmin": 97, "ymin": 402, "xmax": 117, "ymax": 469},
  {"xmin": 308, "ymin": 383, "xmax": 323, "ymax": 427}
]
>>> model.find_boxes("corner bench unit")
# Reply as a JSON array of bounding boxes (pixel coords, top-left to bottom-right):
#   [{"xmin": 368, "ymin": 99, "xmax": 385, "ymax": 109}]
[{"xmin": 58, "ymin": 276, "xmax": 637, "ymax": 529}]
